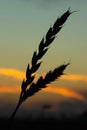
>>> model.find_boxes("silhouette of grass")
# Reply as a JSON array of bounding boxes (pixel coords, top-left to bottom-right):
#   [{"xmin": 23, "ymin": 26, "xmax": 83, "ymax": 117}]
[
  {"xmin": 4, "ymin": 110, "xmax": 87, "ymax": 130},
  {"xmin": 8, "ymin": 8, "xmax": 73, "ymax": 129}
]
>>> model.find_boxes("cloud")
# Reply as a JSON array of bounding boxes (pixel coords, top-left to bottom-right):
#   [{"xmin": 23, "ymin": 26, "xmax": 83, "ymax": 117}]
[
  {"xmin": 44, "ymin": 85, "xmax": 85, "ymax": 102},
  {"xmin": 0, "ymin": 67, "xmax": 86, "ymax": 101},
  {"xmin": 1, "ymin": 67, "xmax": 87, "ymax": 84},
  {"xmin": 0, "ymin": 84, "xmax": 85, "ymax": 102},
  {"xmin": 0, "ymin": 85, "xmax": 20, "ymax": 93},
  {"xmin": 61, "ymin": 74, "xmax": 87, "ymax": 83},
  {"xmin": 0, "ymin": 67, "xmax": 25, "ymax": 80}
]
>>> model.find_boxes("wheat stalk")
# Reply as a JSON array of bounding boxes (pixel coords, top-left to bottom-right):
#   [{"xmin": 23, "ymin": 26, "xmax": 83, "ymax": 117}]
[{"xmin": 9, "ymin": 8, "xmax": 72, "ymax": 128}]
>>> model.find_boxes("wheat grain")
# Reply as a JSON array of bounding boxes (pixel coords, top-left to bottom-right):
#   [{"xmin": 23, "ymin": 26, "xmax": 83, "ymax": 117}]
[{"xmin": 9, "ymin": 9, "xmax": 72, "ymax": 127}]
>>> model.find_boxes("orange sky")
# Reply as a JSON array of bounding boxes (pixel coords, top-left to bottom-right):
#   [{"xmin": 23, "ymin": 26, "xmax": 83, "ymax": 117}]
[
  {"xmin": 0, "ymin": 67, "xmax": 86, "ymax": 102},
  {"xmin": 0, "ymin": 67, "xmax": 87, "ymax": 82},
  {"xmin": 0, "ymin": 84, "xmax": 85, "ymax": 101},
  {"xmin": 0, "ymin": 68, "xmax": 25, "ymax": 80}
]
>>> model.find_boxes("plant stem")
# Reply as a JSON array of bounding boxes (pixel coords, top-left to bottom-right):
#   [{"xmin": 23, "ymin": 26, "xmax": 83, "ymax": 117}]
[
  {"xmin": 11, "ymin": 101, "xmax": 21, "ymax": 120},
  {"xmin": 8, "ymin": 98, "xmax": 22, "ymax": 130}
]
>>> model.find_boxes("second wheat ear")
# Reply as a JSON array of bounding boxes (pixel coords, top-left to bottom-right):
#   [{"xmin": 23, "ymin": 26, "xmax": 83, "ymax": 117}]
[{"xmin": 10, "ymin": 8, "xmax": 72, "ymax": 122}]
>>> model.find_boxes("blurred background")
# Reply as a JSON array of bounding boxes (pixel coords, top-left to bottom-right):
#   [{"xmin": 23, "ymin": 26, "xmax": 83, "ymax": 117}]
[{"xmin": 0, "ymin": 0, "xmax": 87, "ymax": 118}]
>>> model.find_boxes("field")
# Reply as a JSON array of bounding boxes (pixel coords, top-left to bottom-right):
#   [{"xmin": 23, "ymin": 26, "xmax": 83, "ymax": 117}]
[{"xmin": 1, "ymin": 111, "xmax": 87, "ymax": 130}]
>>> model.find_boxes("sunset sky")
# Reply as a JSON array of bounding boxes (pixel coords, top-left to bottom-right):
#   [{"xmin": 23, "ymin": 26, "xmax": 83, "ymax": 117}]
[{"xmin": 0, "ymin": 0, "xmax": 87, "ymax": 118}]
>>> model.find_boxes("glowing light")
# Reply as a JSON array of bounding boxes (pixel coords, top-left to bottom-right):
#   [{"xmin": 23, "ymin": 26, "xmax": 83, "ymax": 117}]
[
  {"xmin": 0, "ymin": 67, "xmax": 87, "ymax": 84},
  {"xmin": 0, "ymin": 84, "xmax": 85, "ymax": 102},
  {"xmin": 0, "ymin": 67, "xmax": 86, "ymax": 101},
  {"xmin": 61, "ymin": 74, "xmax": 87, "ymax": 83},
  {"xmin": 0, "ymin": 86, "xmax": 20, "ymax": 93},
  {"xmin": 44, "ymin": 85, "xmax": 85, "ymax": 101},
  {"xmin": 0, "ymin": 68, "xmax": 25, "ymax": 80}
]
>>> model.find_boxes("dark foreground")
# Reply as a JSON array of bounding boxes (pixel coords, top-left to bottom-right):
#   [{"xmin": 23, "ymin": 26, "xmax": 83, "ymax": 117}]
[{"xmin": 1, "ymin": 112, "xmax": 87, "ymax": 130}]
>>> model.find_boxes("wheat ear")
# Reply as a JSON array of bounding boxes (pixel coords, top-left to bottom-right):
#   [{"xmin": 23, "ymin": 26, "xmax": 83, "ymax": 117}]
[{"xmin": 9, "ymin": 9, "xmax": 72, "ymax": 124}]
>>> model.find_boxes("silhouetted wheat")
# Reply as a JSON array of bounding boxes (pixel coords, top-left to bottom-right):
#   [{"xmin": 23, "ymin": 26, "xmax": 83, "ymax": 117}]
[{"xmin": 8, "ymin": 8, "xmax": 73, "ymax": 129}]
